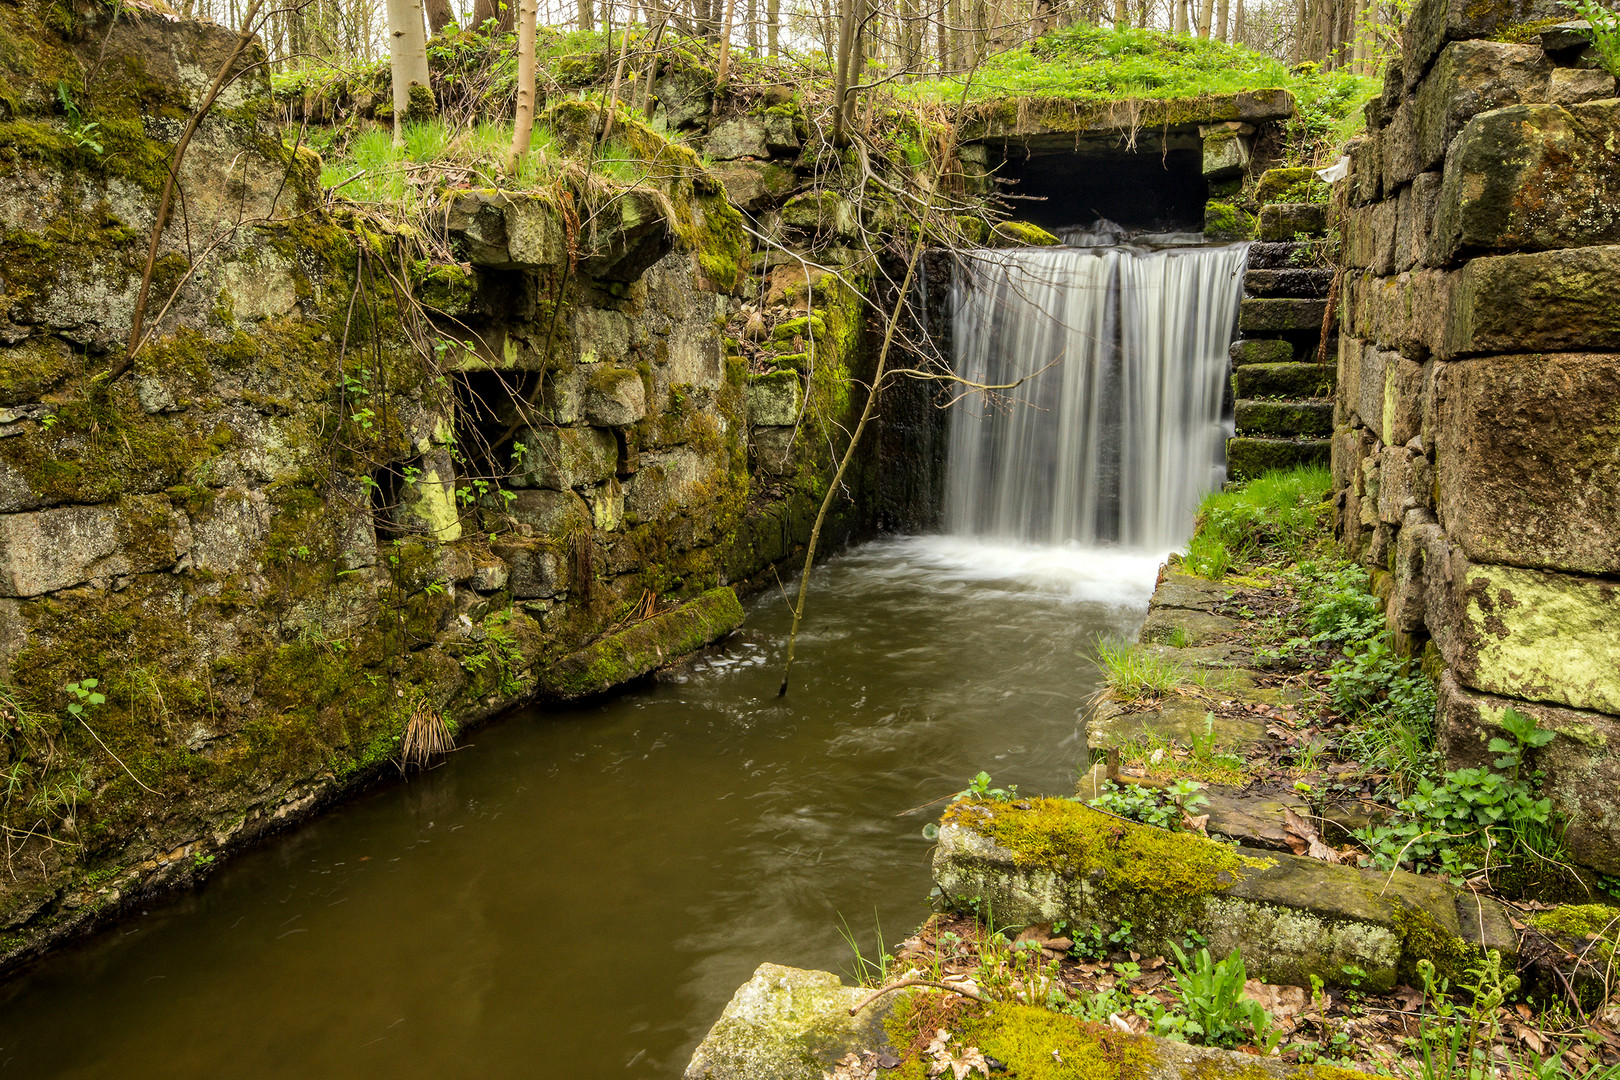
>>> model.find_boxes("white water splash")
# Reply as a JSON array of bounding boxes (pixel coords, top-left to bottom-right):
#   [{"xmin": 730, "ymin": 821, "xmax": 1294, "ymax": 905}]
[{"xmin": 944, "ymin": 240, "xmax": 1249, "ymax": 552}]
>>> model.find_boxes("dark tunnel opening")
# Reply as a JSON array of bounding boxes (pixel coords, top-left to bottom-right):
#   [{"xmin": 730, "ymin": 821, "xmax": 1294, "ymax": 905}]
[{"xmin": 990, "ymin": 142, "xmax": 1209, "ymax": 234}]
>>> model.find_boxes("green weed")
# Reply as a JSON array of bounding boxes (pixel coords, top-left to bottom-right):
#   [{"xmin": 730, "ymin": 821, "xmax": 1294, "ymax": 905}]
[{"xmin": 1094, "ymin": 637, "xmax": 1193, "ymax": 702}]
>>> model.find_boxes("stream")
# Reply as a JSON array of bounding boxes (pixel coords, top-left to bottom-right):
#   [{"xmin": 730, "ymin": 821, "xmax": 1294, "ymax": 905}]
[{"xmin": 0, "ymin": 535, "xmax": 1158, "ymax": 1079}]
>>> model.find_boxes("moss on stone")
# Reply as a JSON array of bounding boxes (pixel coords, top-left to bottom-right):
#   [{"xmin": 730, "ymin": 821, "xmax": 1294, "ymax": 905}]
[
  {"xmin": 944, "ymin": 797, "xmax": 1253, "ymax": 905},
  {"xmin": 1530, "ymin": 904, "xmax": 1620, "ymax": 942}
]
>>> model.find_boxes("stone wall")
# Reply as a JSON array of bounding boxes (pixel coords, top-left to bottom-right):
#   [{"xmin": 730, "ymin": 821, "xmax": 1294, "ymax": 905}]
[
  {"xmin": 0, "ymin": 0, "xmax": 884, "ymax": 965},
  {"xmin": 1336, "ymin": 0, "xmax": 1620, "ymax": 872}
]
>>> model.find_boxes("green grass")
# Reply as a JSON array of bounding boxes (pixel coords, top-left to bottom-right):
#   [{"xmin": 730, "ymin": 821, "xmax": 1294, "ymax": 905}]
[
  {"xmin": 1182, "ymin": 464, "xmax": 1332, "ymax": 578},
  {"xmin": 1094, "ymin": 636, "xmax": 1193, "ymax": 702}
]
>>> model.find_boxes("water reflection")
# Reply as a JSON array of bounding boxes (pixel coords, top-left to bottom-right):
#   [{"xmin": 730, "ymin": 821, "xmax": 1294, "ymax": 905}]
[{"xmin": 0, "ymin": 536, "xmax": 1157, "ymax": 1079}]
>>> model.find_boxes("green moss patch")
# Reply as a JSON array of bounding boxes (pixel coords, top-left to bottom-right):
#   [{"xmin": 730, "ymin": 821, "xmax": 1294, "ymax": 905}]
[{"xmin": 945, "ymin": 797, "xmax": 1252, "ymax": 902}]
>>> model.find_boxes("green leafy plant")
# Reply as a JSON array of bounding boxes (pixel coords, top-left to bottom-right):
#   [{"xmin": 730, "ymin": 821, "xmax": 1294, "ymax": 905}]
[
  {"xmin": 55, "ymin": 82, "xmax": 102, "ymax": 154},
  {"xmin": 1088, "ymin": 779, "xmax": 1205, "ymax": 831},
  {"xmin": 956, "ymin": 770, "xmax": 1018, "ymax": 802},
  {"xmin": 1407, "ymin": 951, "xmax": 1518, "ymax": 1080},
  {"xmin": 1166, "ymin": 943, "xmax": 1280, "ymax": 1051},
  {"xmin": 1567, "ymin": 0, "xmax": 1620, "ymax": 76}
]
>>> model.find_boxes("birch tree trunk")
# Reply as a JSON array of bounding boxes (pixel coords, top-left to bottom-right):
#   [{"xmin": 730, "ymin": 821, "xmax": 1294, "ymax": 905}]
[
  {"xmin": 1215, "ymin": 0, "xmax": 1229, "ymax": 39},
  {"xmin": 386, "ymin": 0, "xmax": 433, "ymax": 146},
  {"xmin": 507, "ymin": 0, "xmax": 538, "ymax": 175},
  {"xmin": 1197, "ymin": 0, "xmax": 1214, "ymax": 36}
]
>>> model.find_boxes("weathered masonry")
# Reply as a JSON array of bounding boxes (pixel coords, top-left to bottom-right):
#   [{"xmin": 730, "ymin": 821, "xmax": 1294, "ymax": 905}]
[
  {"xmin": 0, "ymin": 0, "xmax": 888, "ymax": 966},
  {"xmin": 1335, "ymin": 0, "xmax": 1620, "ymax": 872}
]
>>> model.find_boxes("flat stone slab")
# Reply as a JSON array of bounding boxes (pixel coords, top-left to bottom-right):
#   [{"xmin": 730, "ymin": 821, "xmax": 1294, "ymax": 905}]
[
  {"xmin": 686, "ymin": 963, "xmax": 1371, "ymax": 1080},
  {"xmin": 933, "ymin": 803, "xmax": 1517, "ymax": 992},
  {"xmin": 1089, "ymin": 693, "xmax": 1269, "ymax": 749},
  {"xmin": 957, "ymin": 88, "xmax": 1295, "ymax": 147}
]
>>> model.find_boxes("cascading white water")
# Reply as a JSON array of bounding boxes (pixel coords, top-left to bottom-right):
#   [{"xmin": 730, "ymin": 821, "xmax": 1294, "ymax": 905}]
[{"xmin": 944, "ymin": 230, "xmax": 1249, "ymax": 552}]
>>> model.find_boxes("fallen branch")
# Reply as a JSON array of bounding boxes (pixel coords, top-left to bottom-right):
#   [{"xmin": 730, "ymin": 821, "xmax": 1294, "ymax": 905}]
[{"xmin": 848, "ymin": 978, "xmax": 990, "ymax": 1016}]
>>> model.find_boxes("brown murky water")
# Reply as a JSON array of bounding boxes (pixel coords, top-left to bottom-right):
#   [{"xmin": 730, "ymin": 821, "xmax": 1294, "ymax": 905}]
[{"xmin": 0, "ymin": 536, "xmax": 1157, "ymax": 1079}]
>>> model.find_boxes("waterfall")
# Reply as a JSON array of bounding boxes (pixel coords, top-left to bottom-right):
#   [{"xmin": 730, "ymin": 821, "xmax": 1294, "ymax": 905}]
[{"xmin": 944, "ymin": 233, "xmax": 1249, "ymax": 552}]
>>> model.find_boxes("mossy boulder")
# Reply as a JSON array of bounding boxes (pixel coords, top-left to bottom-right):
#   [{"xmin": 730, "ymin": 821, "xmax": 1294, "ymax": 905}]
[
  {"xmin": 1254, "ymin": 166, "xmax": 1326, "ymax": 204},
  {"xmin": 1203, "ymin": 200, "xmax": 1255, "ymax": 241},
  {"xmin": 986, "ymin": 220, "xmax": 1061, "ymax": 248}
]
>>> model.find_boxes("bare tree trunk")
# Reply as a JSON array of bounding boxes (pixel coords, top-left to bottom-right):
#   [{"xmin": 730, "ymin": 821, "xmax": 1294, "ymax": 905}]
[
  {"xmin": 1290, "ymin": 0, "xmax": 1307, "ymax": 60},
  {"xmin": 1173, "ymin": 0, "xmax": 1186, "ymax": 33},
  {"xmin": 1196, "ymin": 0, "xmax": 1213, "ymax": 36},
  {"xmin": 386, "ymin": 0, "xmax": 433, "ymax": 145},
  {"xmin": 1214, "ymin": 0, "xmax": 1228, "ymax": 39},
  {"xmin": 579, "ymin": 0, "xmax": 596, "ymax": 31},
  {"xmin": 1113, "ymin": 0, "xmax": 1127, "ymax": 26},
  {"xmin": 424, "ymin": 0, "xmax": 456, "ymax": 32},
  {"xmin": 746, "ymin": 0, "xmax": 759, "ymax": 54},
  {"xmin": 508, "ymin": 0, "xmax": 538, "ymax": 173},
  {"xmin": 1232, "ymin": 0, "xmax": 1245, "ymax": 42},
  {"xmin": 767, "ymin": 0, "xmax": 780, "ymax": 55},
  {"xmin": 472, "ymin": 0, "xmax": 513, "ymax": 31},
  {"xmin": 715, "ymin": 0, "xmax": 739, "ymax": 84},
  {"xmin": 831, "ymin": 0, "xmax": 858, "ymax": 145}
]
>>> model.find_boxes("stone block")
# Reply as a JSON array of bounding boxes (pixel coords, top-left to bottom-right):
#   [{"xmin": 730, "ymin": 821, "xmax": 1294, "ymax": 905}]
[
  {"xmin": 1414, "ymin": 42, "xmax": 1551, "ymax": 175},
  {"xmin": 750, "ymin": 425, "xmax": 796, "ymax": 476},
  {"xmin": 1392, "ymin": 514, "xmax": 1442, "ymax": 631},
  {"xmin": 492, "ymin": 541, "xmax": 560, "ymax": 599},
  {"xmin": 707, "ymin": 159, "xmax": 795, "ymax": 212},
  {"xmin": 1234, "ymin": 399, "xmax": 1334, "ymax": 436},
  {"xmin": 1435, "ymin": 101, "xmax": 1620, "ymax": 262},
  {"xmin": 1201, "ymin": 130, "xmax": 1252, "ymax": 180},
  {"xmin": 1226, "ymin": 436, "xmax": 1332, "ymax": 481},
  {"xmin": 1245, "ymin": 241, "xmax": 1313, "ymax": 269},
  {"xmin": 1435, "ymin": 352, "xmax": 1620, "ymax": 575},
  {"xmin": 580, "ymin": 187, "xmax": 675, "ymax": 283},
  {"xmin": 704, "ymin": 116, "xmax": 770, "ymax": 160},
  {"xmin": 746, "ymin": 370, "xmax": 803, "ymax": 427},
  {"xmin": 1255, "ymin": 167, "xmax": 1326, "ymax": 203},
  {"xmin": 780, "ymin": 192, "xmax": 857, "ymax": 241},
  {"xmin": 1549, "ymin": 65, "xmax": 1619, "ymax": 104},
  {"xmin": 1446, "ymin": 246, "xmax": 1620, "ymax": 357},
  {"xmin": 1347, "ymin": 134, "xmax": 1382, "ymax": 206},
  {"xmin": 1438, "ymin": 674, "xmax": 1620, "ymax": 875},
  {"xmin": 625, "ymin": 447, "xmax": 723, "ymax": 522},
  {"xmin": 1346, "ymin": 200, "xmax": 1397, "ymax": 275},
  {"xmin": 1352, "ymin": 344, "xmax": 1392, "ymax": 438},
  {"xmin": 1243, "ymin": 268, "xmax": 1333, "ymax": 297},
  {"xmin": 1204, "ymin": 199, "xmax": 1255, "ymax": 241},
  {"xmin": 1376, "ymin": 444, "xmax": 1420, "ymax": 524},
  {"xmin": 1344, "ymin": 268, "xmax": 1456, "ymax": 357},
  {"xmin": 1402, "ymin": 0, "xmax": 1565, "ymax": 90},
  {"xmin": 1395, "ymin": 171, "xmax": 1443, "ymax": 272},
  {"xmin": 1381, "ymin": 350, "xmax": 1425, "ymax": 447},
  {"xmin": 0, "ymin": 498, "xmax": 186, "ymax": 597},
  {"xmin": 1429, "ymin": 553, "xmax": 1620, "ymax": 716},
  {"xmin": 1257, "ymin": 202, "xmax": 1329, "ymax": 241},
  {"xmin": 445, "ymin": 191, "xmax": 567, "ymax": 269},
  {"xmin": 515, "ymin": 426, "xmax": 618, "ymax": 490},
  {"xmin": 1233, "ymin": 361, "xmax": 1335, "ymax": 398},
  {"xmin": 583, "ymin": 366, "xmax": 647, "ymax": 427},
  {"xmin": 1238, "ymin": 297, "xmax": 1328, "ymax": 335},
  {"xmin": 506, "ymin": 487, "xmax": 590, "ymax": 537},
  {"xmin": 1230, "ymin": 338, "xmax": 1295, "ymax": 366},
  {"xmin": 1382, "ymin": 98, "xmax": 1419, "ymax": 192},
  {"xmin": 933, "ymin": 808, "xmax": 1513, "ymax": 992}
]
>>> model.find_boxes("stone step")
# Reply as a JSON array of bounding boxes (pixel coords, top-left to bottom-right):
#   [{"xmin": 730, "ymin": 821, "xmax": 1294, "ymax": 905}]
[
  {"xmin": 1230, "ymin": 337, "xmax": 1296, "ymax": 366},
  {"xmin": 1245, "ymin": 240, "xmax": 1311, "ymax": 269},
  {"xmin": 1234, "ymin": 398, "xmax": 1334, "ymax": 437},
  {"xmin": 1239, "ymin": 296, "xmax": 1329, "ymax": 335},
  {"xmin": 1227, "ymin": 436, "xmax": 1332, "ymax": 481},
  {"xmin": 1244, "ymin": 267, "xmax": 1334, "ymax": 298},
  {"xmin": 1258, "ymin": 202, "xmax": 1330, "ymax": 241},
  {"xmin": 1231, "ymin": 361, "xmax": 1335, "ymax": 398}
]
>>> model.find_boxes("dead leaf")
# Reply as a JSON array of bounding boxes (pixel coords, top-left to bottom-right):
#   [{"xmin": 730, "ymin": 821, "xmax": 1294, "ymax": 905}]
[
  {"xmin": 1283, "ymin": 808, "xmax": 1346, "ymax": 864},
  {"xmin": 1243, "ymin": 979, "xmax": 1308, "ymax": 1027},
  {"xmin": 1510, "ymin": 1023, "xmax": 1546, "ymax": 1054},
  {"xmin": 1182, "ymin": 812, "xmax": 1210, "ymax": 835},
  {"xmin": 827, "ymin": 1050, "xmax": 877, "ymax": 1080}
]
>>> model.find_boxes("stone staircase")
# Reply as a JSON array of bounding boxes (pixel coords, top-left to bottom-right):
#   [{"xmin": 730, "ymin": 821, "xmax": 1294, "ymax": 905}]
[{"xmin": 1225, "ymin": 204, "xmax": 1337, "ymax": 481}]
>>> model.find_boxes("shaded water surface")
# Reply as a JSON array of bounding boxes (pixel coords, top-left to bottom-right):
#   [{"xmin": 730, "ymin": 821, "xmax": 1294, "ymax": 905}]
[{"xmin": 0, "ymin": 536, "xmax": 1157, "ymax": 1079}]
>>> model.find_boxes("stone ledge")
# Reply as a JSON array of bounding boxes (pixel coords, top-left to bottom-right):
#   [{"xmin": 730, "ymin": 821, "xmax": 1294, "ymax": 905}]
[
  {"xmin": 1227, "ymin": 437, "xmax": 1331, "ymax": 481},
  {"xmin": 1239, "ymin": 298, "xmax": 1329, "ymax": 335},
  {"xmin": 535, "ymin": 586, "xmax": 745, "ymax": 700},
  {"xmin": 1235, "ymin": 398, "xmax": 1335, "ymax": 437},
  {"xmin": 1232, "ymin": 362, "xmax": 1335, "ymax": 398},
  {"xmin": 684, "ymin": 962, "xmax": 1373, "ymax": 1080},
  {"xmin": 933, "ymin": 809, "xmax": 1516, "ymax": 992},
  {"xmin": 957, "ymin": 88, "xmax": 1295, "ymax": 146}
]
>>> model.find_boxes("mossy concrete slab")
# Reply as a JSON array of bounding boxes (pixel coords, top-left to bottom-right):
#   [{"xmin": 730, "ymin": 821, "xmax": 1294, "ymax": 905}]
[
  {"xmin": 1230, "ymin": 338, "xmax": 1295, "ymax": 366},
  {"xmin": 1089, "ymin": 695, "xmax": 1267, "ymax": 750},
  {"xmin": 686, "ymin": 963, "xmax": 1371, "ymax": 1080},
  {"xmin": 1239, "ymin": 300, "xmax": 1330, "ymax": 336},
  {"xmin": 933, "ymin": 803, "xmax": 1516, "ymax": 991},
  {"xmin": 1227, "ymin": 437, "xmax": 1331, "ymax": 482},
  {"xmin": 537, "ymin": 586, "xmax": 745, "ymax": 700},
  {"xmin": 1232, "ymin": 362, "xmax": 1335, "ymax": 399},
  {"xmin": 1235, "ymin": 399, "xmax": 1334, "ymax": 437},
  {"xmin": 1257, "ymin": 203, "xmax": 1329, "ymax": 241},
  {"xmin": 1140, "ymin": 606, "xmax": 1242, "ymax": 646}
]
